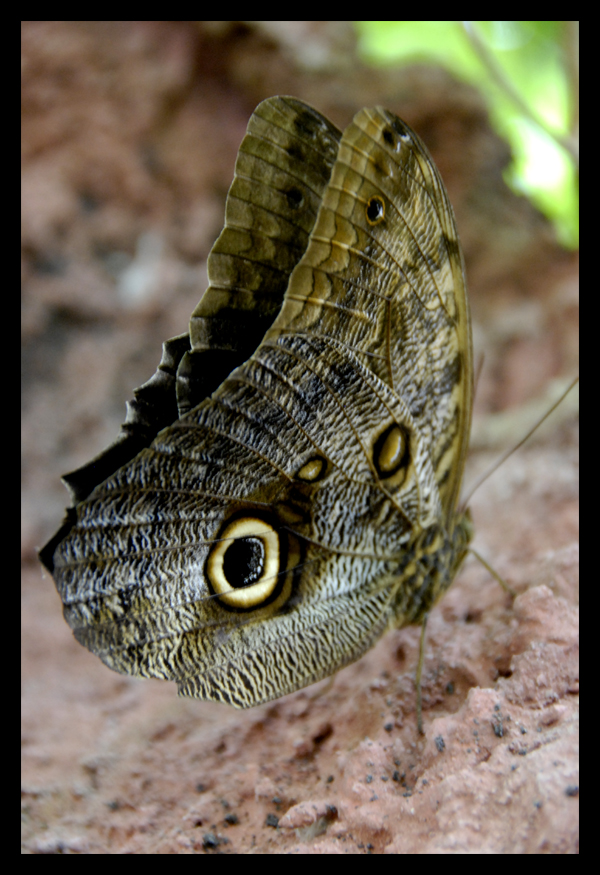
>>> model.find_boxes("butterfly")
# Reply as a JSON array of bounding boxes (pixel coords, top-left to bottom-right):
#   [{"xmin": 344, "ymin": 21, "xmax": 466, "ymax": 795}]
[{"xmin": 40, "ymin": 96, "xmax": 473, "ymax": 710}]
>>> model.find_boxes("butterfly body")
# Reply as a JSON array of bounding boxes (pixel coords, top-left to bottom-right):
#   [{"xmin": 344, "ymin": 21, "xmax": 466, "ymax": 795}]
[{"xmin": 41, "ymin": 97, "xmax": 473, "ymax": 709}]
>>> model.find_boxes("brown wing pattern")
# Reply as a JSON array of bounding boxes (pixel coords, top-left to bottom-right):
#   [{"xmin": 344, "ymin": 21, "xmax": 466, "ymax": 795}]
[
  {"xmin": 268, "ymin": 107, "xmax": 472, "ymax": 520},
  {"xmin": 41, "ymin": 99, "xmax": 473, "ymax": 708}
]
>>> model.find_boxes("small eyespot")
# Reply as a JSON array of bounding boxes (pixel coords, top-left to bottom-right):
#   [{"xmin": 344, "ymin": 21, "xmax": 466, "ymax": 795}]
[
  {"xmin": 391, "ymin": 117, "xmax": 412, "ymax": 142},
  {"xmin": 366, "ymin": 196, "xmax": 385, "ymax": 225},
  {"xmin": 373, "ymin": 423, "xmax": 410, "ymax": 481},
  {"xmin": 285, "ymin": 186, "xmax": 304, "ymax": 210},
  {"xmin": 382, "ymin": 127, "xmax": 396, "ymax": 148},
  {"xmin": 206, "ymin": 517, "xmax": 280, "ymax": 609},
  {"xmin": 296, "ymin": 456, "xmax": 328, "ymax": 482}
]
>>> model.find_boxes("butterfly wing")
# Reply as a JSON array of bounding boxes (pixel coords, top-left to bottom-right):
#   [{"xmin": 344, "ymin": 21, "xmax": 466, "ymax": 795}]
[
  {"xmin": 43, "ymin": 102, "xmax": 473, "ymax": 707},
  {"xmin": 179, "ymin": 95, "xmax": 342, "ymax": 414},
  {"xmin": 268, "ymin": 107, "xmax": 473, "ymax": 521}
]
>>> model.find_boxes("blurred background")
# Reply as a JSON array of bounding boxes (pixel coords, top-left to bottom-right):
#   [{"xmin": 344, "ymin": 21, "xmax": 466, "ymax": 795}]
[{"xmin": 22, "ymin": 22, "xmax": 578, "ymax": 854}]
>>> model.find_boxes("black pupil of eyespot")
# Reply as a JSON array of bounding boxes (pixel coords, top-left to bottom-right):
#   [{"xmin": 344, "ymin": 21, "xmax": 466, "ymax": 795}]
[
  {"xmin": 286, "ymin": 187, "xmax": 303, "ymax": 209},
  {"xmin": 223, "ymin": 537, "xmax": 265, "ymax": 588},
  {"xmin": 367, "ymin": 198, "xmax": 383, "ymax": 222}
]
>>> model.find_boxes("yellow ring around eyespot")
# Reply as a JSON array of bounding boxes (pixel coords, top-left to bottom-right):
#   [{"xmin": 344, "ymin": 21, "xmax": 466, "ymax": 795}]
[
  {"xmin": 206, "ymin": 517, "xmax": 280, "ymax": 608},
  {"xmin": 366, "ymin": 195, "xmax": 385, "ymax": 225}
]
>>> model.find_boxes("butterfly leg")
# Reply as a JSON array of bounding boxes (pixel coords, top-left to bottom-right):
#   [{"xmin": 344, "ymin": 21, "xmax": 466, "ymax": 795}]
[
  {"xmin": 415, "ymin": 613, "xmax": 429, "ymax": 735},
  {"xmin": 469, "ymin": 548, "xmax": 516, "ymax": 597}
]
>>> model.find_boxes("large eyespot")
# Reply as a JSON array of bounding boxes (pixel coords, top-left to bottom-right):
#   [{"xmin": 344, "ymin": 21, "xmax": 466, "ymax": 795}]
[
  {"xmin": 373, "ymin": 423, "xmax": 411, "ymax": 486},
  {"xmin": 366, "ymin": 195, "xmax": 385, "ymax": 225},
  {"xmin": 206, "ymin": 517, "xmax": 281, "ymax": 609}
]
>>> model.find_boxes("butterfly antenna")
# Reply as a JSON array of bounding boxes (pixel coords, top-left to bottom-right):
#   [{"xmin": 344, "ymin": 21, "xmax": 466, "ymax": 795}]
[{"xmin": 460, "ymin": 375, "xmax": 578, "ymax": 512}]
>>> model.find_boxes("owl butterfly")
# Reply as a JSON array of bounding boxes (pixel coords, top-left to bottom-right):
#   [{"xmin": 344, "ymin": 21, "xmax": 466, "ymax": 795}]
[{"xmin": 40, "ymin": 96, "xmax": 473, "ymax": 713}]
